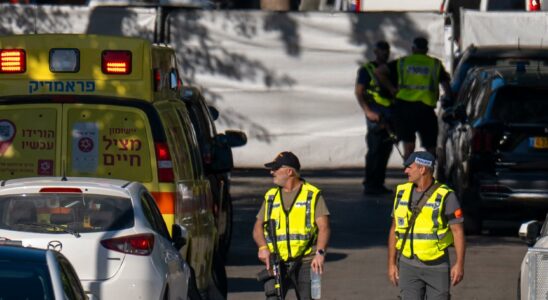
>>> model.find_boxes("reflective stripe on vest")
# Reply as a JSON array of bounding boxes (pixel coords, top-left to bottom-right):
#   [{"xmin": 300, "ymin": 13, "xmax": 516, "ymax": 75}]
[
  {"xmin": 393, "ymin": 182, "xmax": 454, "ymax": 261},
  {"xmin": 263, "ymin": 182, "xmax": 320, "ymax": 260},
  {"xmin": 363, "ymin": 63, "xmax": 392, "ymax": 107},
  {"xmin": 396, "ymin": 54, "xmax": 441, "ymax": 107}
]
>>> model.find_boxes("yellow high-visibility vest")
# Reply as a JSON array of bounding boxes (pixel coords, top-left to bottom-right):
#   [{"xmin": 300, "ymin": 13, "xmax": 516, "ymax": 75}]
[
  {"xmin": 393, "ymin": 182, "xmax": 454, "ymax": 261},
  {"xmin": 396, "ymin": 54, "xmax": 441, "ymax": 107},
  {"xmin": 263, "ymin": 181, "xmax": 320, "ymax": 261},
  {"xmin": 363, "ymin": 62, "xmax": 392, "ymax": 108}
]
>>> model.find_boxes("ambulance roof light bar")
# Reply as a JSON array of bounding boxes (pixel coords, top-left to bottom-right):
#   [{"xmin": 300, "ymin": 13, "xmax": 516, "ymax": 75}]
[
  {"xmin": 102, "ymin": 50, "xmax": 132, "ymax": 75},
  {"xmin": 0, "ymin": 49, "xmax": 26, "ymax": 73}
]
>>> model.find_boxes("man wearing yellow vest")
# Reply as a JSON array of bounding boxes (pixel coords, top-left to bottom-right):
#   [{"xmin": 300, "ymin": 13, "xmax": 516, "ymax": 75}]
[
  {"xmin": 376, "ymin": 37, "xmax": 452, "ymax": 160},
  {"xmin": 387, "ymin": 151, "xmax": 465, "ymax": 300},
  {"xmin": 355, "ymin": 40, "xmax": 394, "ymax": 195},
  {"xmin": 253, "ymin": 151, "xmax": 331, "ymax": 300}
]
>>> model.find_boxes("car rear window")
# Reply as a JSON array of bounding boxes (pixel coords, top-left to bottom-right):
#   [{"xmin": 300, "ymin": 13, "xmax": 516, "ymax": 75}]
[
  {"xmin": 0, "ymin": 262, "xmax": 54, "ymax": 299},
  {"xmin": 491, "ymin": 87, "xmax": 548, "ymax": 123},
  {"xmin": 0, "ymin": 194, "xmax": 134, "ymax": 233}
]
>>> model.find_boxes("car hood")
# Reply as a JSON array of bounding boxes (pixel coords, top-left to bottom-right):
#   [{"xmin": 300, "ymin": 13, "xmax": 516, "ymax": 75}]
[{"xmin": 0, "ymin": 230, "xmax": 126, "ymax": 280}]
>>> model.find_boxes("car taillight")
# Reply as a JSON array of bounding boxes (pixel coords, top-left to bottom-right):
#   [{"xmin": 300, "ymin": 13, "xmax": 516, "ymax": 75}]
[
  {"xmin": 155, "ymin": 143, "xmax": 174, "ymax": 182},
  {"xmin": 102, "ymin": 50, "xmax": 132, "ymax": 75},
  {"xmin": 471, "ymin": 128, "xmax": 494, "ymax": 153},
  {"xmin": 101, "ymin": 234, "xmax": 154, "ymax": 256},
  {"xmin": 0, "ymin": 49, "xmax": 26, "ymax": 73},
  {"xmin": 528, "ymin": 0, "xmax": 541, "ymax": 11}
]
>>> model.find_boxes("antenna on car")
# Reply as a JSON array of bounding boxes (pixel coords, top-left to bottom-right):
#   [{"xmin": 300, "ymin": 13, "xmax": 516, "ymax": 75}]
[{"xmin": 61, "ymin": 160, "xmax": 67, "ymax": 182}]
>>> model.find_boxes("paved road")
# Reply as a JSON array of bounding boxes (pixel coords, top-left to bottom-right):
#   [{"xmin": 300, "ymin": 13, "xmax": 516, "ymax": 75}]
[{"xmin": 225, "ymin": 169, "xmax": 528, "ymax": 300}]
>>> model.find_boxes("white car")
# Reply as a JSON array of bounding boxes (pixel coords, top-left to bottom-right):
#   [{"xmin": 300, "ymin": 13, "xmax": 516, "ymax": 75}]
[
  {"xmin": 518, "ymin": 216, "xmax": 548, "ymax": 300},
  {"xmin": 0, "ymin": 177, "xmax": 191, "ymax": 300}
]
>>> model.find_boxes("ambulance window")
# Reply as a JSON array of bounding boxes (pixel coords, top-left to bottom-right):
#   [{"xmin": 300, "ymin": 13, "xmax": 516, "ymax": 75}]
[
  {"xmin": 175, "ymin": 106, "xmax": 204, "ymax": 178},
  {"xmin": 156, "ymin": 105, "xmax": 194, "ymax": 180}
]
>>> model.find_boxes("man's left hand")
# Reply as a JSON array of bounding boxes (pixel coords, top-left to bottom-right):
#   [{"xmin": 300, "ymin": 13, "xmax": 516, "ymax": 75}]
[
  {"xmin": 311, "ymin": 253, "xmax": 325, "ymax": 274},
  {"xmin": 450, "ymin": 263, "xmax": 464, "ymax": 286}
]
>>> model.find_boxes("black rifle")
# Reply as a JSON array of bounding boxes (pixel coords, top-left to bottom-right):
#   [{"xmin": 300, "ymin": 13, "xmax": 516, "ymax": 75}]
[
  {"xmin": 256, "ymin": 219, "xmax": 285, "ymax": 300},
  {"xmin": 378, "ymin": 114, "xmax": 404, "ymax": 160}
]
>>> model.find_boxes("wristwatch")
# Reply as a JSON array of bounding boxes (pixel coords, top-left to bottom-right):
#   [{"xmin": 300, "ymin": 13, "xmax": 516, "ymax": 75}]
[{"xmin": 316, "ymin": 249, "xmax": 326, "ymax": 256}]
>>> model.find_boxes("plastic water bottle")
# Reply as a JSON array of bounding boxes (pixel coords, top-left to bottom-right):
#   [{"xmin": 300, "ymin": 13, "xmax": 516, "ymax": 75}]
[{"xmin": 311, "ymin": 267, "xmax": 321, "ymax": 299}]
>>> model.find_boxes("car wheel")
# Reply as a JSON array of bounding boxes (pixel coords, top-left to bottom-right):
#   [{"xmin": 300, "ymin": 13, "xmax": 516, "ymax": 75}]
[
  {"xmin": 211, "ymin": 251, "xmax": 228, "ymax": 299},
  {"xmin": 188, "ymin": 267, "xmax": 203, "ymax": 300},
  {"xmin": 163, "ymin": 286, "xmax": 169, "ymax": 300},
  {"xmin": 219, "ymin": 193, "xmax": 233, "ymax": 259}
]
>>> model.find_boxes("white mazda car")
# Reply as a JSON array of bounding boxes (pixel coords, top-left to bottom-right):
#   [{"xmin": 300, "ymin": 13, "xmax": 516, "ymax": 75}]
[{"xmin": 0, "ymin": 177, "xmax": 191, "ymax": 300}]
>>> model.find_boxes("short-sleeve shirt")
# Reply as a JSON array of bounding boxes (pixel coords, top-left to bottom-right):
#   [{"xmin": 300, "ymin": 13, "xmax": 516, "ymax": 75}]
[{"xmin": 393, "ymin": 185, "xmax": 463, "ymax": 268}]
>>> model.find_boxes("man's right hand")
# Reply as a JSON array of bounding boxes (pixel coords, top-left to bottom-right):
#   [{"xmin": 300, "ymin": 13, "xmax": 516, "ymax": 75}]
[
  {"xmin": 365, "ymin": 110, "xmax": 380, "ymax": 123},
  {"xmin": 258, "ymin": 248, "xmax": 271, "ymax": 270},
  {"xmin": 388, "ymin": 263, "xmax": 399, "ymax": 286}
]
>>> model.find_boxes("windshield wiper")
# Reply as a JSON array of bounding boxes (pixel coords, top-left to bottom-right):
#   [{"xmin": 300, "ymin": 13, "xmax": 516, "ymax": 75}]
[{"xmin": 13, "ymin": 223, "xmax": 81, "ymax": 238}]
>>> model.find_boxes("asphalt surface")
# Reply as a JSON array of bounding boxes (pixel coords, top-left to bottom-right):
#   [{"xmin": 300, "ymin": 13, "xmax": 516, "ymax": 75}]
[{"xmin": 225, "ymin": 168, "xmax": 528, "ymax": 300}]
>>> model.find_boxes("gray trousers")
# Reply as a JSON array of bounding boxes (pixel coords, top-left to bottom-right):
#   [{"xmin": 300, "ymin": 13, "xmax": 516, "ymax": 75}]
[{"xmin": 398, "ymin": 261, "xmax": 450, "ymax": 300}]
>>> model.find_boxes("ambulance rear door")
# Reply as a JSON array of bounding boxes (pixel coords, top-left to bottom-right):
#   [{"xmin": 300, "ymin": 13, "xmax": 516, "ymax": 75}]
[
  {"xmin": 0, "ymin": 104, "xmax": 62, "ymax": 179},
  {"xmin": 63, "ymin": 103, "xmax": 157, "ymax": 187}
]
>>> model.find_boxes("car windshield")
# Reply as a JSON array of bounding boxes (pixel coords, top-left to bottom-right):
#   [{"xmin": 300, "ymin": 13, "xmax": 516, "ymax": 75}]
[
  {"xmin": 0, "ymin": 261, "xmax": 54, "ymax": 299},
  {"xmin": 491, "ymin": 87, "xmax": 548, "ymax": 124},
  {"xmin": 0, "ymin": 194, "xmax": 134, "ymax": 234}
]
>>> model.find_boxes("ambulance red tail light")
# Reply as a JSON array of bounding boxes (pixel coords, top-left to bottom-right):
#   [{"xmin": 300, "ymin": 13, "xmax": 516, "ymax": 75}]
[
  {"xmin": 155, "ymin": 143, "xmax": 174, "ymax": 182},
  {"xmin": 0, "ymin": 49, "xmax": 26, "ymax": 73},
  {"xmin": 102, "ymin": 50, "xmax": 132, "ymax": 74},
  {"xmin": 154, "ymin": 69, "xmax": 161, "ymax": 91}
]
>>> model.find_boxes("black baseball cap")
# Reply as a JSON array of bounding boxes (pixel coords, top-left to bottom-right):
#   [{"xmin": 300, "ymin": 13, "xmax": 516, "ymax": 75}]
[
  {"xmin": 264, "ymin": 151, "xmax": 301, "ymax": 171},
  {"xmin": 375, "ymin": 40, "xmax": 390, "ymax": 51},
  {"xmin": 403, "ymin": 151, "xmax": 436, "ymax": 168},
  {"xmin": 412, "ymin": 37, "xmax": 428, "ymax": 51}
]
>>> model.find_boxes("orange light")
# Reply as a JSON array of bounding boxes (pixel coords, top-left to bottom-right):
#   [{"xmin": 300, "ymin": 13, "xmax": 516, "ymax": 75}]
[
  {"xmin": 0, "ymin": 49, "xmax": 26, "ymax": 73},
  {"xmin": 102, "ymin": 50, "xmax": 131, "ymax": 74}
]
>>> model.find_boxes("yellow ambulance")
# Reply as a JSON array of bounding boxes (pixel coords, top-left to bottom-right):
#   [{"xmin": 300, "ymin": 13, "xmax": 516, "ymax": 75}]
[{"xmin": 0, "ymin": 34, "xmax": 223, "ymax": 296}]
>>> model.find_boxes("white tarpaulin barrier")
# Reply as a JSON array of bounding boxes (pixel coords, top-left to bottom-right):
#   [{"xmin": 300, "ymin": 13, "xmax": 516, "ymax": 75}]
[
  {"xmin": 461, "ymin": 9, "xmax": 548, "ymax": 48},
  {"xmin": 0, "ymin": 5, "xmax": 155, "ymax": 38},
  {"xmin": 169, "ymin": 11, "xmax": 445, "ymax": 168},
  {"xmin": 0, "ymin": 7, "xmax": 445, "ymax": 168}
]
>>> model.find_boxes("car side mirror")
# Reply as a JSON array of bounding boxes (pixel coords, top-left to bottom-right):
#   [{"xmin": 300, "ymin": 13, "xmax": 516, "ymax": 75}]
[
  {"xmin": 519, "ymin": 220, "xmax": 541, "ymax": 246},
  {"xmin": 208, "ymin": 105, "xmax": 219, "ymax": 121},
  {"xmin": 224, "ymin": 130, "xmax": 247, "ymax": 148},
  {"xmin": 171, "ymin": 224, "xmax": 188, "ymax": 251}
]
